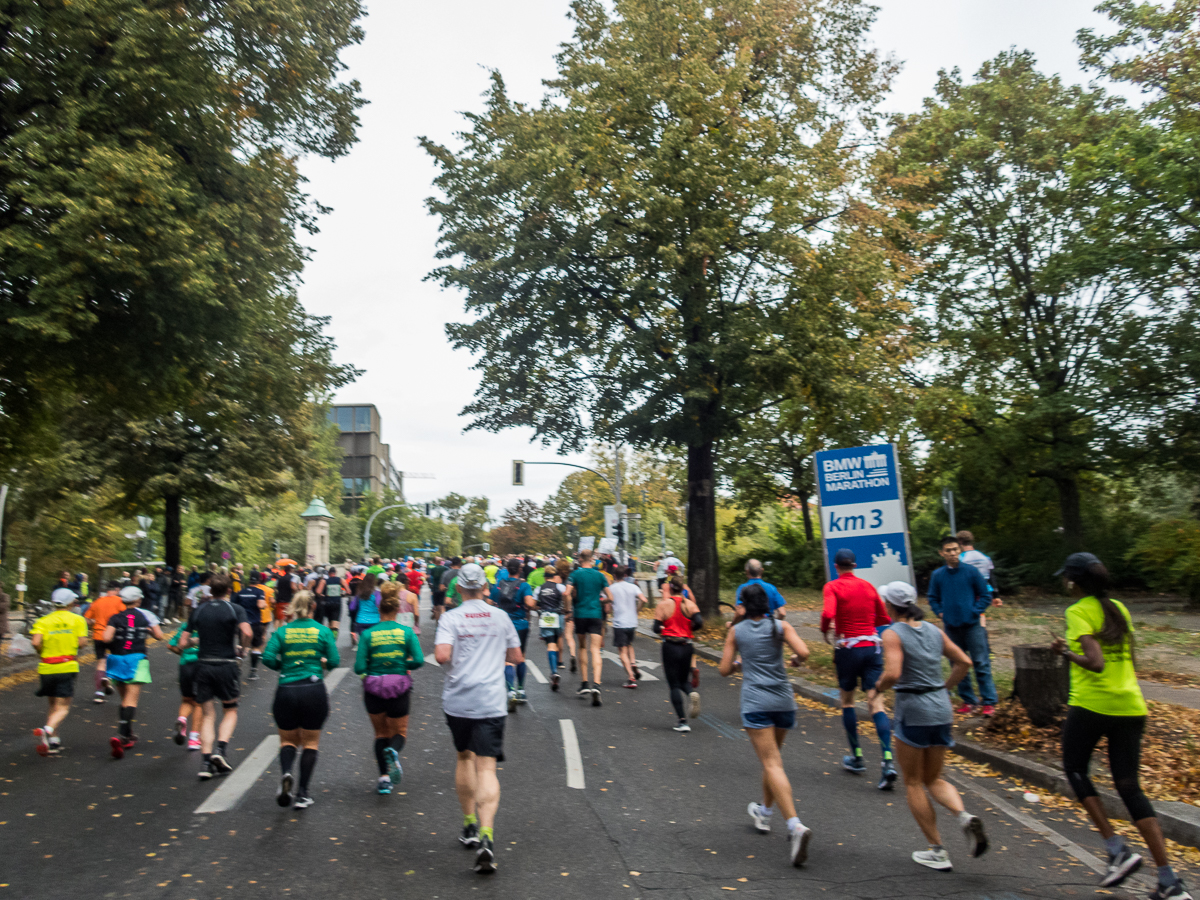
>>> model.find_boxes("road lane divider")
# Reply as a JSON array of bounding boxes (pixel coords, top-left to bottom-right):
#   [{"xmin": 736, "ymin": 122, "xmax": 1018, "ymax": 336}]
[
  {"xmin": 559, "ymin": 719, "xmax": 586, "ymax": 789},
  {"xmin": 524, "ymin": 659, "xmax": 549, "ymax": 684},
  {"xmin": 195, "ymin": 667, "xmax": 350, "ymax": 814}
]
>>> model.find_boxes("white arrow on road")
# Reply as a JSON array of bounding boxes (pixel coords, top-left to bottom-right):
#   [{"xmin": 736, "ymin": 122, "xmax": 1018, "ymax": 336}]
[{"xmin": 600, "ymin": 650, "xmax": 659, "ymax": 680}]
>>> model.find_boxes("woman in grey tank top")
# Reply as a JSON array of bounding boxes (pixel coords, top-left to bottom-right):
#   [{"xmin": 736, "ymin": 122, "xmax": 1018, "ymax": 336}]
[
  {"xmin": 876, "ymin": 581, "xmax": 987, "ymax": 873},
  {"xmin": 718, "ymin": 584, "xmax": 813, "ymax": 868}
]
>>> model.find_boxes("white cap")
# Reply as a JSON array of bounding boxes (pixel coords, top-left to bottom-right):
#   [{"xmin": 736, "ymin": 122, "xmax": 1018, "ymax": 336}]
[
  {"xmin": 51, "ymin": 588, "xmax": 77, "ymax": 606},
  {"xmin": 456, "ymin": 563, "xmax": 488, "ymax": 590},
  {"xmin": 879, "ymin": 581, "xmax": 917, "ymax": 607},
  {"xmin": 119, "ymin": 585, "xmax": 144, "ymax": 603}
]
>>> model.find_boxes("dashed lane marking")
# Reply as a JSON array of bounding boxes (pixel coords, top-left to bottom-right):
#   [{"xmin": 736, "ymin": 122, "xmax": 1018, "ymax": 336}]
[
  {"xmin": 524, "ymin": 659, "xmax": 549, "ymax": 684},
  {"xmin": 560, "ymin": 719, "xmax": 586, "ymax": 790}
]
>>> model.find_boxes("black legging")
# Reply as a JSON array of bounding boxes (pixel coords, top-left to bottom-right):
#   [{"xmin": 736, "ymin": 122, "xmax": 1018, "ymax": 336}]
[
  {"xmin": 1062, "ymin": 705, "xmax": 1155, "ymax": 822},
  {"xmin": 662, "ymin": 640, "xmax": 694, "ymax": 721}
]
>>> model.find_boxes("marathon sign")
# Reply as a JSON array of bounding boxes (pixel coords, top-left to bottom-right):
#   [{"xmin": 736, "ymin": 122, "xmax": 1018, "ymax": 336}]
[{"xmin": 814, "ymin": 443, "xmax": 915, "ymax": 589}]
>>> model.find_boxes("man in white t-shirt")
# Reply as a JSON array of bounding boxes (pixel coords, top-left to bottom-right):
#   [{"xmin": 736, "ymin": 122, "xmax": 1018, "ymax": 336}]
[
  {"xmin": 434, "ymin": 563, "xmax": 522, "ymax": 875},
  {"xmin": 956, "ymin": 531, "xmax": 1000, "ymax": 606},
  {"xmin": 608, "ymin": 567, "xmax": 647, "ymax": 688}
]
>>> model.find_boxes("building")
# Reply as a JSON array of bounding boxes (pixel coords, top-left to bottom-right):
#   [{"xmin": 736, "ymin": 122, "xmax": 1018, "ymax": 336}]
[{"xmin": 327, "ymin": 404, "xmax": 403, "ymax": 512}]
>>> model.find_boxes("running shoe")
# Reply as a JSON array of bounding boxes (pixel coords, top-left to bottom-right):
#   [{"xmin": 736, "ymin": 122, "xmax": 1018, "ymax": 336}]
[
  {"xmin": 209, "ymin": 753, "xmax": 234, "ymax": 776},
  {"xmin": 293, "ymin": 793, "xmax": 314, "ymax": 809},
  {"xmin": 173, "ymin": 717, "xmax": 188, "ymax": 746},
  {"xmin": 591, "ymin": 687, "xmax": 602, "ymax": 707},
  {"xmin": 517, "ymin": 689, "xmax": 527, "ymax": 704},
  {"xmin": 508, "ymin": 691, "xmax": 518, "ymax": 713},
  {"xmin": 622, "ymin": 680, "xmax": 637, "ymax": 689},
  {"xmin": 93, "ymin": 690, "xmax": 106, "ymax": 704},
  {"xmin": 34, "ymin": 727, "xmax": 52, "ymax": 757},
  {"xmin": 121, "ymin": 736, "xmax": 137, "ymax": 751},
  {"xmin": 551, "ymin": 673, "xmax": 560, "ymax": 692},
  {"xmin": 1149, "ymin": 881, "xmax": 1194, "ymax": 900},
  {"xmin": 474, "ymin": 836, "xmax": 496, "ymax": 874},
  {"xmin": 688, "ymin": 691, "xmax": 701, "ymax": 718},
  {"xmin": 961, "ymin": 814, "xmax": 988, "ymax": 857},
  {"xmin": 633, "ymin": 665, "xmax": 642, "ymax": 681},
  {"xmin": 187, "ymin": 732, "xmax": 201, "ymax": 750},
  {"xmin": 1100, "ymin": 847, "xmax": 1143, "ymax": 887},
  {"xmin": 102, "ymin": 677, "xmax": 113, "ymax": 695},
  {"xmin": 842, "ymin": 754, "xmax": 865, "ymax": 774},
  {"xmin": 953, "ymin": 703, "xmax": 975, "ymax": 716},
  {"xmin": 377, "ymin": 776, "xmax": 392, "ymax": 795},
  {"xmin": 747, "ymin": 802, "xmax": 772, "ymax": 834},
  {"xmin": 47, "ymin": 738, "xmax": 62, "ymax": 755},
  {"xmin": 109, "ymin": 736, "xmax": 125, "ymax": 760},
  {"xmin": 199, "ymin": 762, "xmax": 215, "ymax": 780},
  {"xmin": 384, "ymin": 747, "xmax": 403, "ymax": 785},
  {"xmin": 460, "ymin": 822, "xmax": 481, "ymax": 848},
  {"xmin": 570, "ymin": 656, "xmax": 576, "ymax": 673},
  {"xmin": 576, "ymin": 682, "xmax": 590, "ymax": 696},
  {"xmin": 789, "ymin": 823, "xmax": 812, "ymax": 867},
  {"xmin": 913, "ymin": 848, "xmax": 952, "ymax": 871},
  {"xmin": 248, "ymin": 669, "xmax": 259, "ymax": 681},
  {"xmin": 878, "ymin": 762, "xmax": 898, "ymax": 791},
  {"xmin": 672, "ymin": 722, "xmax": 691, "ymax": 733},
  {"xmin": 979, "ymin": 704, "xmax": 996, "ymax": 717},
  {"xmin": 277, "ymin": 772, "xmax": 294, "ymax": 807}
]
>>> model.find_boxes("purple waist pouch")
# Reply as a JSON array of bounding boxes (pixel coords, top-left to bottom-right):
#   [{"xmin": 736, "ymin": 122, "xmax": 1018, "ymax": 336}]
[{"xmin": 363, "ymin": 673, "xmax": 412, "ymax": 698}]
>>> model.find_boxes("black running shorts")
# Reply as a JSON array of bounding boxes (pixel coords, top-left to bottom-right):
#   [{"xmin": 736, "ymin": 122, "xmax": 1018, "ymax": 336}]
[
  {"xmin": 178, "ymin": 661, "xmax": 199, "ymax": 699},
  {"xmin": 445, "ymin": 714, "xmax": 506, "ymax": 760},
  {"xmin": 573, "ymin": 617, "xmax": 604, "ymax": 636},
  {"xmin": 612, "ymin": 627, "xmax": 636, "ymax": 648},
  {"xmin": 93, "ymin": 639, "xmax": 109, "ymax": 660},
  {"xmin": 35, "ymin": 673, "xmax": 76, "ymax": 698},
  {"xmin": 193, "ymin": 660, "xmax": 241, "ymax": 704},
  {"xmin": 250, "ymin": 622, "xmax": 266, "ymax": 649},
  {"xmin": 272, "ymin": 680, "xmax": 330, "ymax": 731},
  {"xmin": 363, "ymin": 689, "xmax": 412, "ymax": 718}
]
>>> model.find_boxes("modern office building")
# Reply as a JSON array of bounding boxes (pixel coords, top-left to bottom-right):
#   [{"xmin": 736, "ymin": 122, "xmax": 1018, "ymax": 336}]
[{"xmin": 327, "ymin": 404, "xmax": 403, "ymax": 512}]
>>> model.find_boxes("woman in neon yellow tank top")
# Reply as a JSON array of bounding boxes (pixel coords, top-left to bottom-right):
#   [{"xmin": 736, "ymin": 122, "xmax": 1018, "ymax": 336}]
[{"xmin": 1051, "ymin": 553, "xmax": 1191, "ymax": 900}]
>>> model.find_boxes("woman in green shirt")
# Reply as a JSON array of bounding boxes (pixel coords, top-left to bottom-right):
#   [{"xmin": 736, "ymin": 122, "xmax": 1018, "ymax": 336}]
[
  {"xmin": 1051, "ymin": 553, "xmax": 1191, "ymax": 900},
  {"xmin": 354, "ymin": 581, "xmax": 424, "ymax": 795},
  {"xmin": 262, "ymin": 591, "xmax": 340, "ymax": 811}
]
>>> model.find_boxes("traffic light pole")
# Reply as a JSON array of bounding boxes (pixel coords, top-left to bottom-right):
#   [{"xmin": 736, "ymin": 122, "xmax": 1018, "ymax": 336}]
[{"xmin": 516, "ymin": 456, "xmax": 626, "ymax": 561}]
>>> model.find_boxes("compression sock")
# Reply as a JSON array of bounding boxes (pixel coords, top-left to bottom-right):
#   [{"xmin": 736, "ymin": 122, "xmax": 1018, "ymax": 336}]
[
  {"xmin": 217, "ymin": 740, "xmax": 228, "ymax": 757},
  {"xmin": 374, "ymin": 737, "xmax": 389, "ymax": 775},
  {"xmin": 463, "ymin": 813, "xmax": 478, "ymax": 827},
  {"xmin": 389, "ymin": 734, "xmax": 406, "ymax": 754},
  {"xmin": 250, "ymin": 651, "xmax": 261, "ymax": 670},
  {"xmin": 480, "ymin": 826, "xmax": 494, "ymax": 842},
  {"xmin": 118, "ymin": 707, "xmax": 135, "ymax": 738},
  {"xmin": 94, "ymin": 667, "xmax": 104, "ymax": 692},
  {"xmin": 505, "ymin": 664, "xmax": 515, "ymax": 691},
  {"xmin": 1158, "ymin": 866, "xmax": 1180, "ymax": 887},
  {"xmin": 1104, "ymin": 835, "xmax": 1127, "ymax": 857},
  {"xmin": 548, "ymin": 650, "xmax": 559, "ymax": 673},
  {"xmin": 517, "ymin": 662, "xmax": 527, "ymax": 688},
  {"xmin": 872, "ymin": 711, "xmax": 892, "ymax": 757},
  {"xmin": 299, "ymin": 748, "xmax": 318, "ymax": 792},
  {"xmin": 842, "ymin": 707, "xmax": 860, "ymax": 752},
  {"xmin": 279, "ymin": 744, "xmax": 297, "ymax": 774}
]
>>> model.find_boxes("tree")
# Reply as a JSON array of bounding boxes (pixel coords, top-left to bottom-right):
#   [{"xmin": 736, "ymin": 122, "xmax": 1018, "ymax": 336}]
[
  {"xmin": 424, "ymin": 0, "xmax": 904, "ymax": 615},
  {"xmin": 435, "ymin": 494, "xmax": 491, "ymax": 552},
  {"xmin": 489, "ymin": 500, "xmax": 558, "ymax": 556},
  {"xmin": 0, "ymin": 0, "xmax": 365, "ymax": 463},
  {"xmin": 892, "ymin": 51, "xmax": 1190, "ymax": 549}
]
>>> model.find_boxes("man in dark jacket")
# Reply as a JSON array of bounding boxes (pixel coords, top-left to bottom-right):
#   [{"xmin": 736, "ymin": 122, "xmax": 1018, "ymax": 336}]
[{"xmin": 927, "ymin": 535, "xmax": 997, "ymax": 716}]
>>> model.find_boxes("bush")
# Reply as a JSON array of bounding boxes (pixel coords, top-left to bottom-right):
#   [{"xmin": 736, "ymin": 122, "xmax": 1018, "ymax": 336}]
[{"xmin": 1129, "ymin": 518, "xmax": 1200, "ymax": 607}]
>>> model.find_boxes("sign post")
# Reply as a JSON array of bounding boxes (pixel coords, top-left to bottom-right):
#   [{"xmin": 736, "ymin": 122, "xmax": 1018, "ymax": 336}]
[{"xmin": 814, "ymin": 443, "xmax": 914, "ymax": 589}]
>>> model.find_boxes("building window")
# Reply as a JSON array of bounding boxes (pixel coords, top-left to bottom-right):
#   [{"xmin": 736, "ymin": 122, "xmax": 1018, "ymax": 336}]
[
  {"xmin": 342, "ymin": 477, "xmax": 372, "ymax": 496},
  {"xmin": 355, "ymin": 406, "xmax": 372, "ymax": 432},
  {"xmin": 336, "ymin": 407, "xmax": 354, "ymax": 433}
]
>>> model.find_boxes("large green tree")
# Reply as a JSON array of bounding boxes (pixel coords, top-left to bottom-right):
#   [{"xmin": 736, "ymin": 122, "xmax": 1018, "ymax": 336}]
[{"xmin": 425, "ymin": 0, "xmax": 905, "ymax": 615}]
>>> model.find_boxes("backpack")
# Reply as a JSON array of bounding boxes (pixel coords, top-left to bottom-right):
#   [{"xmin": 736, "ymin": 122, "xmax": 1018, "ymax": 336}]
[
  {"xmin": 494, "ymin": 579, "xmax": 525, "ymax": 617},
  {"xmin": 275, "ymin": 576, "xmax": 294, "ymax": 605},
  {"xmin": 536, "ymin": 581, "xmax": 562, "ymax": 612}
]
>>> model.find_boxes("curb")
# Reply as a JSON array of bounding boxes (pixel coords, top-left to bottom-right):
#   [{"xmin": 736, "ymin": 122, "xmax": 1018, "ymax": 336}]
[{"xmin": 635, "ymin": 624, "xmax": 1200, "ymax": 849}]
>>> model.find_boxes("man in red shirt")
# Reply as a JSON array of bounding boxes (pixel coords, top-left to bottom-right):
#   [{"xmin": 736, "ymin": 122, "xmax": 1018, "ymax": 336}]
[{"xmin": 821, "ymin": 549, "xmax": 896, "ymax": 790}]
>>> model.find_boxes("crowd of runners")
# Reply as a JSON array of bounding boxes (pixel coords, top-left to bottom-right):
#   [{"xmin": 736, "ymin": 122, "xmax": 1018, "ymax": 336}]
[{"xmin": 20, "ymin": 542, "xmax": 1194, "ymax": 897}]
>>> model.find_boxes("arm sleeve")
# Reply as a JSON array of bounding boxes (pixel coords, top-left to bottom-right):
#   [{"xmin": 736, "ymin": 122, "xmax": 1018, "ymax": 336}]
[
  {"xmin": 405, "ymin": 627, "xmax": 425, "ymax": 670},
  {"xmin": 353, "ymin": 630, "xmax": 370, "ymax": 676},
  {"xmin": 261, "ymin": 628, "xmax": 284, "ymax": 671},
  {"xmin": 820, "ymin": 582, "xmax": 838, "ymax": 633},
  {"xmin": 321, "ymin": 628, "xmax": 341, "ymax": 670},
  {"xmin": 927, "ymin": 571, "xmax": 942, "ymax": 616}
]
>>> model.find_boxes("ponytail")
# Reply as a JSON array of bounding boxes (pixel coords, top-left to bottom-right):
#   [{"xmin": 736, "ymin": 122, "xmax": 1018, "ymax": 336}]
[{"xmin": 1074, "ymin": 561, "xmax": 1131, "ymax": 648}]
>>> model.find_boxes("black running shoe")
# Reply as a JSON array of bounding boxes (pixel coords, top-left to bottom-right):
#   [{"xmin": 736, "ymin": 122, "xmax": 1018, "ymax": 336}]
[
  {"xmin": 292, "ymin": 793, "xmax": 314, "ymax": 809},
  {"xmin": 591, "ymin": 687, "xmax": 602, "ymax": 707},
  {"xmin": 460, "ymin": 822, "xmax": 481, "ymax": 848},
  {"xmin": 209, "ymin": 753, "xmax": 234, "ymax": 776},
  {"xmin": 1149, "ymin": 880, "xmax": 1194, "ymax": 900},
  {"xmin": 551, "ymin": 673, "xmax": 560, "ymax": 692},
  {"xmin": 569, "ymin": 656, "xmax": 576, "ymax": 673},
  {"xmin": 474, "ymin": 836, "xmax": 496, "ymax": 874},
  {"xmin": 576, "ymin": 682, "xmax": 590, "ymax": 696},
  {"xmin": 277, "ymin": 772, "xmax": 294, "ymax": 807},
  {"xmin": 1100, "ymin": 846, "xmax": 1143, "ymax": 887}
]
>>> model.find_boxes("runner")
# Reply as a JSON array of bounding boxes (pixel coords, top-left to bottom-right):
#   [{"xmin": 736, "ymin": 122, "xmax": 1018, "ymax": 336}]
[
  {"xmin": 167, "ymin": 604, "xmax": 202, "ymax": 751},
  {"xmin": 653, "ymin": 574, "xmax": 703, "ymax": 731},
  {"xmin": 820, "ymin": 548, "xmax": 896, "ymax": 787},
  {"xmin": 535, "ymin": 563, "xmax": 567, "ymax": 692},
  {"xmin": 609, "ymin": 567, "xmax": 647, "ymax": 688},
  {"xmin": 428, "ymin": 558, "xmax": 449, "ymax": 624},
  {"xmin": 233, "ymin": 576, "xmax": 268, "ymax": 680},
  {"xmin": 434, "ymin": 563, "xmax": 523, "ymax": 874},
  {"xmin": 492, "ymin": 559, "xmax": 535, "ymax": 709},
  {"xmin": 262, "ymin": 591, "xmax": 340, "ymax": 809},
  {"xmin": 83, "ymin": 582, "xmax": 125, "ymax": 704},
  {"xmin": 355, "ymin": 581, "xmax": 424, "ymax": 795},
  {"xmin": 1050, "ymin": 553, "xmax": 1193, "ymax": 899},
  {"xmin": 556, "ymin": 558, "xmax": 577, "ymax": 671},
  {"xmin": 101, "ymin": 586, "xmax": 165, "ymax": 759},
  {"xmin": 180, "ymin": 574, "xmax": 252, "ymax": 780},
  {"xmin": 565, "ymin": 549, "xmax": 611, "ymax": 706},
  {"xmin": 876, "ymin": 580, "xmax": 988, "ymax": 871},
  {"xmin": 30, "ymin": 588, "xmax": 89, "ymax": 756},
  {"xmin": 718, "ymin": 584, "xmax": 812, "ymax": 865},
  {"xmin": 350, "ymin": 573, "xmax": 380, "ymax": 648},
  {"xmin": 313, "ymin": 566, "xmax": 345, "ymax": 637},
  {"xmin": 440, "ymin": 557, "xmax": 462, "ymax": 610}
]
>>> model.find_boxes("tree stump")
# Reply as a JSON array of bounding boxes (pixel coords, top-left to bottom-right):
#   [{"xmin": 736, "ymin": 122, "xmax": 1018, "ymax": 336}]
[{"xmin": 1012, "ymin": 644, "xmax": 1069, "ymax": 727}]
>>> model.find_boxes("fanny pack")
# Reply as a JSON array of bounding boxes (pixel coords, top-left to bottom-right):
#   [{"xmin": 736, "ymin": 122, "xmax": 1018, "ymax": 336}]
[
  {"xmin": 895, "ymin": 685, "xmax": 945, "ymax": 694},
  {"xmin": 664, "ymin": 635, "xmax": 692, "ymax": 645},
  {"xmin": 363, "ymin": 673, "xmax": 412, "ymax": 698},
  {"xmin": 41, "ymin": 655, "xmax": 77, "ymax": 665}
]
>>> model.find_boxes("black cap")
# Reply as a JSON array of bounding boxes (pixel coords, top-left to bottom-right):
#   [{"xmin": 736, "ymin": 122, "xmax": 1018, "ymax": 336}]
[
  {"xmin": 834, "ymin": 548, "xmax": 856, "ymax": 566},
  {"xmin": 1055, "ymin": 552, "xmax": 1102, "ymax": 578}
]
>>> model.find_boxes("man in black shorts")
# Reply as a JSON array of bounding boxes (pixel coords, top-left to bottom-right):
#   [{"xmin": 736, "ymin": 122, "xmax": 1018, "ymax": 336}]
[
  {"xmin": 181, "ymin": 574, "xmax": 252, "ymax": 780},
  {"xmin": 428, "ymin": 558, "xmax": 449, "ymax": 623},
  {"xmin": 233, "ymin": 578, "xmax": 268, "ymax": 680}
]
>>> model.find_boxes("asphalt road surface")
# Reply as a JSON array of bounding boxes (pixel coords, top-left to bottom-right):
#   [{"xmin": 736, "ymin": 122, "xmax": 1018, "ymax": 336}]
[{"xmin": 0, "ymin": 598, "xmax": 1159, "ymax": 900}]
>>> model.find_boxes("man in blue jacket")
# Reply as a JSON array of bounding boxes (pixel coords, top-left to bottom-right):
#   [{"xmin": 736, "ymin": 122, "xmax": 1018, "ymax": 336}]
[{"xmin": 927, "ymin": 534, "xmax": 997, "ymax": 716}]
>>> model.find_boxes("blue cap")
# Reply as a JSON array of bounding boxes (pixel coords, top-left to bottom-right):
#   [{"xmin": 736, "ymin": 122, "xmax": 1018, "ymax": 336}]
[{"xmin": 834, "ymin": 549, "xmax": 856, "ymax": 567}]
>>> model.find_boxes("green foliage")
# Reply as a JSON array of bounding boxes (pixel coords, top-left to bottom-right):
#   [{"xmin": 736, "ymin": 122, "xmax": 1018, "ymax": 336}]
[
  {"xmin": 722, "ymin": 505, "xmax": 826, "ymax": 588},
  {"xmin": 1130, "ymin": 519, "xmax": 1200, "ymax": 605},
  {"xmin": 489, "ymin": 500, "xmax": 559, "ymax": 556}
]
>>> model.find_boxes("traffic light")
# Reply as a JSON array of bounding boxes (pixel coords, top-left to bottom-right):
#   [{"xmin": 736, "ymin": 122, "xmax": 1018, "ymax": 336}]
[
  {"xmin": 272, "ymin": 540, "xmax": 281, "ymax": 556},
  {"xmin": 615, "ymin": 521, "xmax": 625, "ymax": 544},
  {"xmin": 424, "ymin": 502, "xmax": 433, "ymax": 516},
  {"xmin": 512, "ymin": 460, "xmax": 524, "ymax": 486}
]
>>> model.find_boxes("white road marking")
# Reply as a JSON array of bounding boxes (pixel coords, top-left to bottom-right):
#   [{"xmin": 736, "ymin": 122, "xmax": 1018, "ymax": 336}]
[
  {"xmin": 560, "ymin": 719, "xmax": 586, "ymax": 790},
  {"xmin": 426, "ymin": 657, "xmax": 441, "ymax": 667},
  {"xmin": 524, "ymin": 659, "xmax": 549, "ymax": 684},
  {"xmin": 601, "ymin": 650, "xmax": 659, "ymax": 680},
  {"xmin": 195, "ymin": 667, "xmax": 350, "ymax": 814}
]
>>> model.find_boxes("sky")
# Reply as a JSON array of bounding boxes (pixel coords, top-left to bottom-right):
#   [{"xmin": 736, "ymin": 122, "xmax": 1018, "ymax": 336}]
[{"xmin": 297, "ymin": 0, "xmax": 1113, "ymax": 516}]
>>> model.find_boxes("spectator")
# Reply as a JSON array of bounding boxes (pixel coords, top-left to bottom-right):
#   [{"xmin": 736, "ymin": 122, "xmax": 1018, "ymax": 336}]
[{"xmin": 927, "ymin": 535, "xmax": 997, "ymax": 717}]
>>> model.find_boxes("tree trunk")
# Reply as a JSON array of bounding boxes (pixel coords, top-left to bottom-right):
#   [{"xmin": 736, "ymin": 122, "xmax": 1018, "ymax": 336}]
[
  {"xmin": 798, "ymin": 485, "xmax": 815, "ymax": 544},
  {"xmin": 164, "ymin": 493, "xmax": 182, "ymax": 572},
  {"xmin": 687, "ymin": 441, "xmax": 720, "ymax": 620},
  {"xmin": 1054, "ymin": 474, "xmax": 1083, "ymax": 550}
]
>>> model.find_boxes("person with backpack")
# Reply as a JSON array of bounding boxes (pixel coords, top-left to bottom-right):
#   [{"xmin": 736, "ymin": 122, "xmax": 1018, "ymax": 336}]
[
  {"xmin": 535, "ymin": 564, "xmax": 568, "ymax": 692},
  {"xmin": 492, "ymin": 558, "xmax": 536, "ymax": 709},
  {"xmin": 350, "ymin": 573, "xmax": 381, "ymax": 648},
  {"xmin": 233, "ymin": 578, "xmax": 268, "ymax": 680},
  {"xmin": 314, "ymin": 566, "xmax": 346, "ymax": 637}
]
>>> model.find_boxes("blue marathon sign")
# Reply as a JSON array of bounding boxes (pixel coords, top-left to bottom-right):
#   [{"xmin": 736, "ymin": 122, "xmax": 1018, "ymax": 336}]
[{"xmin": 814, "ymin": 443, "xmax": 914, "ymax": 588}]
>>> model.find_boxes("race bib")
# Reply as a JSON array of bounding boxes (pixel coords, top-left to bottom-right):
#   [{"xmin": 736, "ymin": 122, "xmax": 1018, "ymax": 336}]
[
  {"xmin": 398, "ymin": 612, "xmax": 415, "ymax": 629},
  {"xmin": 539, "ymin": 613, "xmax": 561, "ymax": 629}
]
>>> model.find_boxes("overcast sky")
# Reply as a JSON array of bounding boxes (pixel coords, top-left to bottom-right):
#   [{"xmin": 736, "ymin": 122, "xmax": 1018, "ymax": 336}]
[{"xmin": 297, "ymin": 0, "xmax": 1112, "ymax": 516}]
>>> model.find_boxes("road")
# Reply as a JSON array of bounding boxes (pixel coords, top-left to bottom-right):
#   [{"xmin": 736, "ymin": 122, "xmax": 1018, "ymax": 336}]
[{"xmin": 0, "ymin": 597, "xmax": 1157, "ymax": 900}]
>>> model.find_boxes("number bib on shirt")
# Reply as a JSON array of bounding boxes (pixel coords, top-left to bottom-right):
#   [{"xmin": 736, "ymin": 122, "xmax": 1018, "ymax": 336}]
[
  {"xmin": 539, "ymin": 612, "xmax": 561, "ymax": 629},
  {"xmin": 397, "ymin": 612, "xmax": 415, "ymax": 629}
]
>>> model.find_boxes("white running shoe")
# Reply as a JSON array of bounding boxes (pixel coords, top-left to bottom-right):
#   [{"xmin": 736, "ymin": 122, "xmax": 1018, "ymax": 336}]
[
  {"xmin": 688, "ymin": 691, "xmax": 701, "ymax": 718},
  {"xmin": 1100, "ymin": 846, "xmax": 1143, "ymax": 887},
  {"xmin": 789, "ymin": 823, "xmax": 811, "ymax": 867},
  {"xmin": 912, "ymin": 848, "xmax": 952, "ymax": 871},
  {"xmin": 747, "ymin": 802, "xmax": 772, "ymax": 834},
  {"xmin": 672, "ymin": 722, "xmax": 691, "ymax": 733},
  {"xmin": 292, "ymin": 793, "xmax": 315, "ymax": 809}
]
